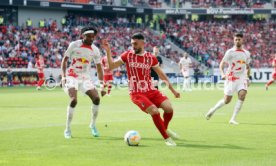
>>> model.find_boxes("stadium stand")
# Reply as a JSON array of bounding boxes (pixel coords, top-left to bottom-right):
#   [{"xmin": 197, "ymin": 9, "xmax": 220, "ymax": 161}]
[{"xmin": 161, "ymin": 18, "xmax": 275, "ymax": 68}]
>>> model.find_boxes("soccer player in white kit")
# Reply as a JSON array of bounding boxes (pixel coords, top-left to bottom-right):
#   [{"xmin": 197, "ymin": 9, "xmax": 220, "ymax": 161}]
[
  {"xmin": 179, "ymin": 52, "xmax": 192, "ymax": 91},
  {"xmin": 205, "ymin": 33, "xmax": 251, "ymax": 125},
  {"xmin": 61, "ymin": 27, "xmax": 106, "ymax": 139}
]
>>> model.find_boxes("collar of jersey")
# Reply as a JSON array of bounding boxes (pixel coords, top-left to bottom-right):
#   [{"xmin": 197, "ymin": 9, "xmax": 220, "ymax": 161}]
[{"xmin": 131, "ymin": 50, "xmax": 147, "ymax": 56}]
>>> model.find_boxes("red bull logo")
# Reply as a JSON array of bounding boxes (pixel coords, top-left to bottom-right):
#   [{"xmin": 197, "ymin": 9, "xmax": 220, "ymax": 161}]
[
  {"xmin": 236, "ymin": 60, "xmax": 246, "ymax": 64},
  {"xmin": 73, "ymin": 58, "xmax": 89, "ymax": 64}
]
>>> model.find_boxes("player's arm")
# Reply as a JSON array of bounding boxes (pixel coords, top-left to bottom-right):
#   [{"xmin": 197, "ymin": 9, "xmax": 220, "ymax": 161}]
[
  {"xmin": 61, "ymin": 56, "xmax": 68, "ymax": 78},
  {"xmin": 96, "ymin": 63, "xmax": 104, "ymax": 82},
  {"xmin": 219, "ymin": 60, "xmax": 227, "ymax": 80},
  {"xmin": 102, "ymin": 39, "xmax": 123, "ymax": 70},
  {"xmin": 153, "ymin": 66, "xmax": 180, "ymax": 98},
  {"xmin": 272, "ymin": 60, "xmax": 275, "ymax": 67},
  {"xmin": 95, "ymin": 62, "xmax": 107, "ymax": 96},
  {"xmin": 246, "ymin": 64, "xmax": 251, "ymax": 78},
  {"xmin": 60, "ymin": 56, "xmax": 69, "ymax": 87},
  {"xmin": 153, "ymin": 46, "xmax": 159, "ymax": 56},
  {"xmin": 189, "ymin": 62, "xmax": 193, "ymax": 68}
]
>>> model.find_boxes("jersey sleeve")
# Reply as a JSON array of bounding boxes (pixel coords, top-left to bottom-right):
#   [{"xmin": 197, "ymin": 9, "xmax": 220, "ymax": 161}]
[
  {"xmin": 119, "ymin": 51, "xmax": 129, "ymax": 64},
  {"xmin": 64, "ymin": 42, "xmax": 75, "ymax": 58},
  {"xmin": 152, "ymin": 55, "xmax": 159, "ymax": 67},
  {"xmin": 188, "ymin": 58, "xmax": 192, "ymax": 64},
  {"xmin": 245, "ymin": 51, "xmax": 251, "ymax": 65},
  {"xmin": 92, "ymin": 46, "xmax": 101, "ymax": 64},
  {"xmin": 222, "ymin": 50, "xmax": 231, "ymax": 63}
]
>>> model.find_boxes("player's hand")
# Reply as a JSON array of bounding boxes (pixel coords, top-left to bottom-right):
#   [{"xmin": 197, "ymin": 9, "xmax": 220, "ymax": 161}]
[
  {"xmin": 101, "ymin": 90, "xmax": 107, "ymax": 97},
  {"xmin": 221, "ymin": 74, "xmax": 226, "ymax": 80},
  {"xmin": 60, "ymin": 77, "xmax": 66, "ymax": 88},
  {"xmin": 101, "ymin": 39, "xmax": 110, "ymax": 51},
  {"xmin": 153, "ymin": 46, "xmax": 159, "ymax": 54},
  {"xmin": 173, "ymin": 90, "xmax": 180, "ymax": 98}
]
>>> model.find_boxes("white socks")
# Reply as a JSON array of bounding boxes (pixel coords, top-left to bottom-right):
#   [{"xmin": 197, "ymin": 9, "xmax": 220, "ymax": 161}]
[
  {"xmin": 90, "ymin": 104, "xmax": 99, "ymax": 128},
  {"xmin": 208, "ymin": 99, "xmax": 225, "ymax": 114},
  {"xmin": 230, "ymin": 100, "xmax": 243, "ymax": 121},
  {"xmin": 65, "ymin": 106, "xmax": 74, "ymax": 131}
]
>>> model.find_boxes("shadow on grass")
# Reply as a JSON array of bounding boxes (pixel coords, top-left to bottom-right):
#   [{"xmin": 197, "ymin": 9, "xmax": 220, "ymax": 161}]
[
  {"xmin": 211, "ymin": 121, "xmax": 276, "ymax": 126},
  {"xmin": 177, "ymin": 142, "xmax": 251, "ymax": 150},
  {"xmin": 241, "ymin": 122, "xmax": 276, "ymax": 126}
]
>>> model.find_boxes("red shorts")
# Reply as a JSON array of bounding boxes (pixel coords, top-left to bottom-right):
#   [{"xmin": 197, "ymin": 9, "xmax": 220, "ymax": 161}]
[
  {"xmin": 130, "ymin": 90, "xmax": 168, "ymax": 112},
  {"xmin": 273, "ymin": 72, "xmax": 276, "ymax": 79},
  {"xmin": 104, "ymin": 75, "xmax": 113, "ymax": 82},
  {"xmin": 38, "ymin": 73, "xmax": 45, "ymax": 79}
]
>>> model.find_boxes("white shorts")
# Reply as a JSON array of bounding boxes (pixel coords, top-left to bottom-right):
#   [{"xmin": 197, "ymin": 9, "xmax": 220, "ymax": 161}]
[
  {"xmin": 64, "ymin": 76, "xmax": 95, "ymax": 94},
  {"xmin": 182, "ymin": 69, "xmax": 190, "ymax": 78},
  {"xmin": 224, "ymin": 78, "xmax": 248, "ymax": 96}
]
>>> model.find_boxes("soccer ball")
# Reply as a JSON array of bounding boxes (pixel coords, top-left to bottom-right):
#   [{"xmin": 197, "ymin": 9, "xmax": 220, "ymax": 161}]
[{"xmin": 124, "ymin": 130, "xmax": 141, "ymax": 146}]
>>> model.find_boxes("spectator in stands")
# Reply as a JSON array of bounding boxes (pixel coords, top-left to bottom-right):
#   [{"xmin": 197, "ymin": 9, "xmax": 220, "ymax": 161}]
[{"xmin": 7, "ymin": 67, "xmax": 13, "ymax": 87}]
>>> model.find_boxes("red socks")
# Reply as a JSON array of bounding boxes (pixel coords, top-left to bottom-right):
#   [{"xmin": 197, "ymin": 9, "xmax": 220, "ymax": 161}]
[
  {"xmin": 163, "ymin": 112, "xmax": 173, "ymax": 130},
  {"xmin": 266, "ymin": 80, "xmax": 274, "ymax": 87},
  {"xmin": 108, "ymin": 85, "xmax": 112, "ymax": 94},
  {"xmin": 38, "ymin": 80, "xmax": 44, "ymax": 87},
  {"xmin": 151, "ymin": 113, "xmax": 169, "ymax": 139}
]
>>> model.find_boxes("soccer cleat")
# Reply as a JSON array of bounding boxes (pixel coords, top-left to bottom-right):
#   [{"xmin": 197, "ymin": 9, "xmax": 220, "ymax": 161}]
[
  {"xmin": 91, "ymin": 126, "xmax": 100, "ymax": 137},
  {"xmin": 265, "ymin": 85, "xmax": 268, "ymax": 91},
  {"xmin": 229, "ymin": 120, "xmax": 239, "ymax": 125},
  {"xmin": 166, "ymin": 129, "xmax": 180, "ymax": 140},
  {"xmin": 36, "ymin": 86, "xmax": 41, "ymax": 90},
  {"xmin": 205, "ymin": 108, "xmax": 215, "ymax": 120},
  {"xmin": 64, "ymin": 129, "xmax": 72, "ymax": 139},
  {"xmin": 165, "ymin": 137, "xmax": 177, "ymax": 146}
]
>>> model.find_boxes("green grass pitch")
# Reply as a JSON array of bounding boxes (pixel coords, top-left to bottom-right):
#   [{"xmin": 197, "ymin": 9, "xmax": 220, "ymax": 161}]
[{"xmin": 0, "ymin": 84, "xmax": 276, "ymax": 166}]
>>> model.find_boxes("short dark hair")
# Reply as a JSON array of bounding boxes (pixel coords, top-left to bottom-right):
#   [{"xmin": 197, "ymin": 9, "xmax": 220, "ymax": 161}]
[
  {"xmin": 131, "ymin": 33, "xmax": 145, "ymax": 40},
  {"xmin": 234, "ymin": 33, "xmax": 243, "ymax": 38},
  {"xmin": 81, "ymin": 26, "xmax": 98, "ymax": 35}
]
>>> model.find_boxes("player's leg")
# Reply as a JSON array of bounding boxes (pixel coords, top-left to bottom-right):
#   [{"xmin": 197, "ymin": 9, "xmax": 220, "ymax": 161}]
[
  {"xmin": 159, "ymin": 99, "xmax": 179, "ymax": 139},
  {"xmin": 265, "ymin": 73, "xmax": 276, "ymax": 90},
  {"xmin": 37, "ymin": 73, "xmax": 45, "ymax": 90},
  {"xmin": 86, "ymin": 88, "xmax": 101, "ymax": 137},
  {"xmin": 64, "ymin": 87, "xmax": 78, "ymax": 139},
  {"xmin": 107, "ymin": 80, "xmax": 112, "ymax": 95},
  {"xmin": 186, "ymin": 76, "xmax": 192, "ymax": 91},
  {"xmin": 131, "ymin": 93, "xmax": 176, "ymax": 146},
  {"xmin": 145, "ymin": 105, "xmax": 176, "ymax": 146},
  {"xmin": 206, "ymin": 80, "xmax": 234, "ymax": 120},
  {"xmin": 206, "ymin": 94, "xmax": 232, "ymax": 120},
  {"xmin": 206, "ymin": 81, "xmax": 234, "ymax": 120},
  {"xmin": 229, "ymin": 89, "xmax": 247, "ymax": 125},
  {"xmin": 182, "ymin": 77, "xmax": 187, "ymax": 91}
]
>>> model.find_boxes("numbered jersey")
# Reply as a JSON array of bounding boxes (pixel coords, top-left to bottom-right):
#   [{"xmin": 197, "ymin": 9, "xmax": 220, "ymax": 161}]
[
  {"xmin": 222, "ymin": 47, "xmax": 251, "ymax": 81},
  {"xmin": 64, "ymin": 40, "xmax": 101, "ymax": 78}
]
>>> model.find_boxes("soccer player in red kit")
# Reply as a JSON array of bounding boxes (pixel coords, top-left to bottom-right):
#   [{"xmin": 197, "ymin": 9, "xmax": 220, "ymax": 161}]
[
  {"xmin": 102, "ymin": 33, "xmax": 180, "ymax": 146},
  {"xmin": 101, "ymin": 55, "xmax": 113, "ymax": 95},
  {"xmin": 266, "ymin": 54, "xmax": 276, "ymax": 90},
  {"xmin": 35, "ymin": 54, "xmax": 45, "ymax": 90}
]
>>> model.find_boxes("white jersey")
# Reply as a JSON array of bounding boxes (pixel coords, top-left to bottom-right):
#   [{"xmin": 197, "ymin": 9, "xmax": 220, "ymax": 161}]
[
  {"xmin": 64, "ymin": 40, "xmax": 101, "ymax": 79},
  {"xmin": 179, "ymin": 57, "xmax": 192, "ymax": 77},
  {"xmin": 222, "ymin": 47, "xmax": 251, "ymax": 81}
]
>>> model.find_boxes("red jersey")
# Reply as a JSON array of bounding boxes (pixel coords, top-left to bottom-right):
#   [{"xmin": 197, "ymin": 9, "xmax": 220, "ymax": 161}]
[
  {"xmin": 35, "ymin": 58, "xmax": 44, "ymax": 74},
  {"xmin": 120, "ymin": 50, "xmax": 159, "ymax": 94},
  {"xmin": 101, "ymin": 56, "xmax": 113, "ymax": 75}
]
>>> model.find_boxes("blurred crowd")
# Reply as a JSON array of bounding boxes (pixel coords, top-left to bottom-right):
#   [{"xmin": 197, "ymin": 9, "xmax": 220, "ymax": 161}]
[
  {"xmin": 0, "ymin": 16, "xmax": 275, "ymax": 70},
  {"xmin": 191, "ymin": 0, "xmax": 270, "ymax": 8},
  {"xmin": 48, "ymin": 0, "xmax": 271, "ymax": 8},
  {"xmin": 162, "ymin": 18, "xmax": 275, "ymax": 68},
  {"xmin": 0, "ymin": 16, "xmax": 169, "ymax": 69}
]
